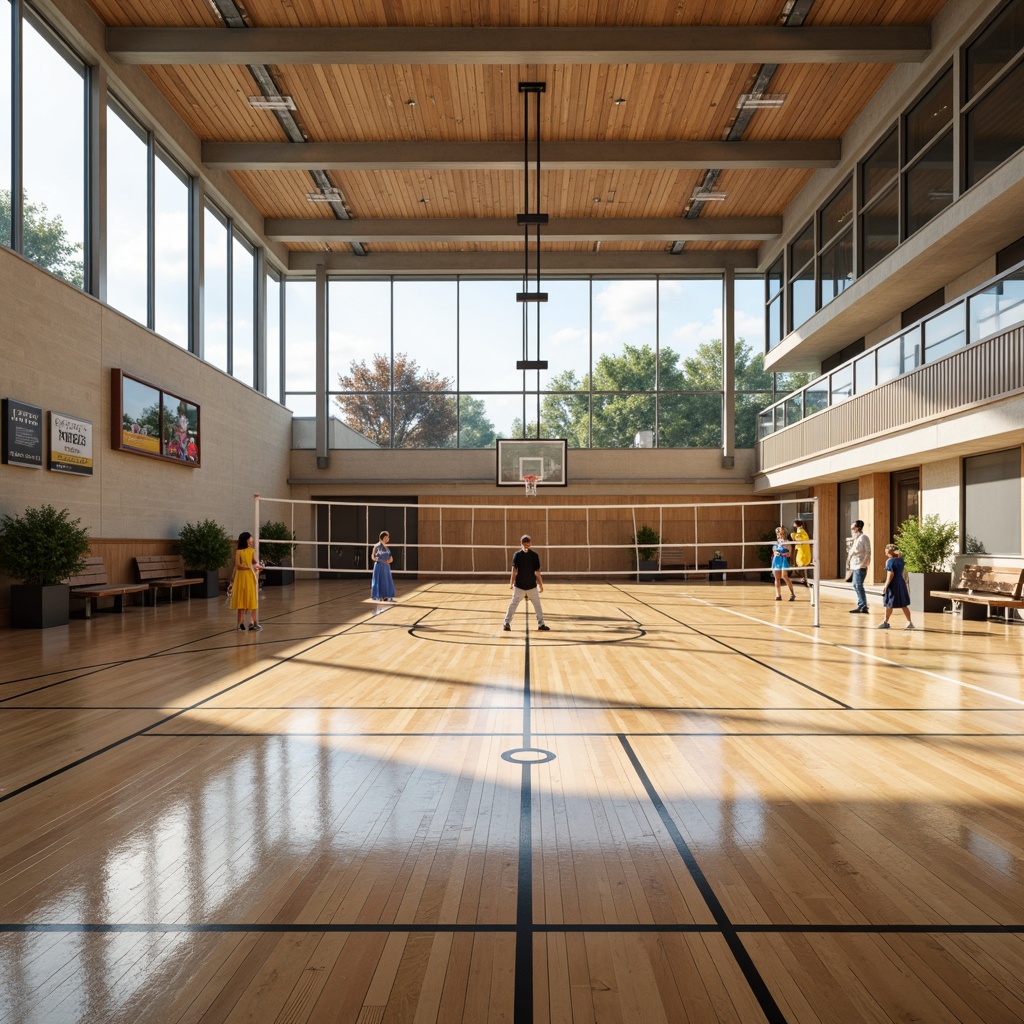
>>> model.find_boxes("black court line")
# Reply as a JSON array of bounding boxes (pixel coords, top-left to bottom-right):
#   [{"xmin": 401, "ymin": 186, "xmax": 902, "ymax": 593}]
[
  {"xmin": 610, "ymin": 583, "xmax": 852, "ymax": 709},
  {"xmin": 619, "ymin": 733, "xmax": 788, "ymax": 1024},
  {"xmin": 4, "ymin": 921, "xmax": 1023, "ymax": 935}
]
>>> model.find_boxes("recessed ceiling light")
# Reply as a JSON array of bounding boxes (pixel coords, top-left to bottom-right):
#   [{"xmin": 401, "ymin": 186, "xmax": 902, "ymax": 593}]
[
  {"xmin": 419, "ymin": 197, "xmax": 430, "ymax": 203},
  {"xmin": 407, "ymin": 99, "xmax": 417, "ymax": 107},
  {"xmin": 614, "ymin": 97, "xmax": 626, "ymax": 106},
  {"xmin": 248, "ymin": 95, "xmax": 296, "ymax": 111},
  {"xmin": 691, "ymin": 189, "xmax": 728, "ymax": 202},
  {"xmin": 593, "ymin": 197, "xmax": 601, "ymax": 203},
  {"xmin": 306, "ymin": 188, "xmax": 343, "ymax": 203},
  {"xmin": 737, "ymin": 93, "xmax": 786, "ymax": 109}
]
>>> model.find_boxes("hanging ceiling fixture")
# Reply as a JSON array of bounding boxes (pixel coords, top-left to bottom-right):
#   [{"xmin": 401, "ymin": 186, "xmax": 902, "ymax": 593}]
[{"xmin": 516, "ymin": 81, "xmax": 548, "ymax": 373}]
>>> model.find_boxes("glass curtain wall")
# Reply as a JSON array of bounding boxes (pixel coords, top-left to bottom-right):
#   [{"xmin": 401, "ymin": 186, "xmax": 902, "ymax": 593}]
[
  {"xmin": 21, "ymin": 12, "xmax": 86, "ymax": 289},
  {"xmin": 325, "ymin": 276, "xmax": 730, "ymax": 449},
  {"xmin": 106, "ymin": 102, "xmax": 149, "ymax": 324},
  {"xmin": 1, "ymin": 0, "xmax": 12, "ymax": 249},
  {"xmin": 203, "ymin": 204, "xmax": 229, "ymax": 373},
  {"xmin": 266, "ymin": 269, "xmax": 282, "ymax": 403},
  {"xmin": 153, "ymin": 151, "xmax": 190, "ymax": 348}
]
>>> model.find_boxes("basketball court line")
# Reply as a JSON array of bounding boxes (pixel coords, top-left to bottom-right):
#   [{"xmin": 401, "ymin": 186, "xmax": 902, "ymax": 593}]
[{"xmin": 678, "ymin": 592, "xmax": 1024, "ymax": 709}]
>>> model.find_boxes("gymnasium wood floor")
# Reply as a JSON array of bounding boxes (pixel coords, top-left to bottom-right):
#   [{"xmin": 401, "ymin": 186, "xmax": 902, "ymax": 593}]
[{"xmin": 2, "ymin": 579, "xmax": 1024, "ymax": 1024}]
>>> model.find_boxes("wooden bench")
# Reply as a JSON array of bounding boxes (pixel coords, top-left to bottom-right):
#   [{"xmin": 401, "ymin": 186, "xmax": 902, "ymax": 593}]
[
  {"xmin": 658, "ymin": 546, "xmax": 709, "ymax": 579},
  {"xmin": 134, "ymin": 555, "xmax": 204, "ymax": 604},
  {"xmin": 65, "ymin": 557, "xmax": 149, "ymax": 617},
  {"xmin": 930, "ymin": 565, "xmax": 1024, "ymax": 620}
]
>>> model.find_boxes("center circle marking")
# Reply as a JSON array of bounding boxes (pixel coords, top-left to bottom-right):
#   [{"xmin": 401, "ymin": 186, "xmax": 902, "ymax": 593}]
[{"xmin": 501, "ymin": 747, "xmax": 556, "ymax": 765}]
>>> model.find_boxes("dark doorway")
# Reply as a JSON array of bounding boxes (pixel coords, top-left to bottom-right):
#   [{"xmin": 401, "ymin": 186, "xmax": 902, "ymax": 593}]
[
  {"xmin": 313, "ymin": 496, "xmax": 419, "ymax": 579},
  {"xmin": 891, "ymin": 469, "xmax": 920, "ymax": 535},
  {"xmin": 838, "ymin": 480, "xmax": 859, "ymax": 574}
]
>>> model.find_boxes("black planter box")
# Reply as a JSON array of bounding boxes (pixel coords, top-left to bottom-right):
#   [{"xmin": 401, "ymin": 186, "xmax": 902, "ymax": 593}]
[
  {"xmin": 189, "ymin": 570, "xmax": 221, "ymax": 599},
  {"xmin": 11, "ymin": 584, "xmax": 70, "ymax": 628},
  {"xmin": 262, "ymin": 567, "xmax": 295, "ymax": 587}
]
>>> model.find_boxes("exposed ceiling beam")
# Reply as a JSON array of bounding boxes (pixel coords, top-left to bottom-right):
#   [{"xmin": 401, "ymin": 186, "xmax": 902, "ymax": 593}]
[
  {"xmin": 204, "ymin": 139, "xmax": 840, "ymax": 171},
  {"xmin": 288, "ymin": 250, "xmax": 759, "ymax": 274},
  {"xmin": 108, "ymin": 25, "xmax": 930, "ymax": 66},
  {"xmin": 266, "ymin": 216, "xmax": 781, "ymax": 243}
]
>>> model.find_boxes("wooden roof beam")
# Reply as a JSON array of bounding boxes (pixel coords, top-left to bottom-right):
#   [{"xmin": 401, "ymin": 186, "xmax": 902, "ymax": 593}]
[
  {"xmin": 204, "ymin": 139, "xmax": 840, "ymax": 171},
  {"xmin": 288, "ymin": 250, "xmax": 759, "ymax": 273},
  {"xmin": 108, "ymin": 25, "xmax": 930, "ymax": 66},
  {"xmin": 266, "ymin": 216, "xmax": 782, "ymax": 243}
]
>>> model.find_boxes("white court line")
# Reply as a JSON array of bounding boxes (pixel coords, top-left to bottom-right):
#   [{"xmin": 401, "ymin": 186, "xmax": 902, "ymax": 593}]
[{"xmin": 678, "ymin": 593, "xmax": 1024, "ymax": 709}]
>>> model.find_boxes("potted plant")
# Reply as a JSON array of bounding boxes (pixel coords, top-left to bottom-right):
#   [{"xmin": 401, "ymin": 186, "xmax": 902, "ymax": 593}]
[
  {"xmin": 630, "ymin": 524, "xmax": 660, "ymax": 581},
  {"xmin": 756, "ymin": 530, "xmax": 777, "ymax": 583},
  {"xmin": 893, "ymin": 513, "xmax": 959, "ymax": 613},
  {"xmin": 0, "ymin": 504, "xmax": 91, "ymax": 628},
  {"xmin": 259, "ymin": 520, "xmax": 296, "ymax": 586},
  {"xmin": 178, "ymin": 518, "xmax": 233, "ymax": 598}
]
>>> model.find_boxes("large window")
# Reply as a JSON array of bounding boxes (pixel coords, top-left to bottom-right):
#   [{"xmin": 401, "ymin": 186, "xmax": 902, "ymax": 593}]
[
  {"xmin": 21, "ymin": 14, "xmax": 86, "ymax": 289},
  {"xmin": 232, "ymin": 234, "xmax": 255, "ymax": 387},
  {"xmin": 325, "ymin": 277, "xmax": 730, "ymax": 449},
  {"xmin": 964, "ymin": 449, "xmax": 1022, "ymax": 554},
  {"xmin": 106, "ymin": 102, "xmax": 149, "ymax": 324},
  {"xmin": 788, "ymin": 221, "xmax": 815, "ymax": 330},
  {"xmin": 153, "ymin": 151, "xmax": 190, "ymax": 348},
  {"xmin": 818, "ymin": 180, "xmax": 853, "ymax": 306},
  {"xmin": 860, "ymin": 126, "xmax": 899, "ymax": 273},
  {"xmin": 285, "ymin": 279, "xmax": 316, "ymax": 416},
  {"xmin": 202, "ymin": 204, "xmax": 228, "ymax": 373},
  {"xmin": 1, "ymin": 0, "xmax": 11, "ymax": 249},
  {"xmin": 904, "ymin": 67, "xmax": 954, "ymax": 237},
  {"xmin": 266, "ymin": 269, "xmax": 282, "ymax": 403}
]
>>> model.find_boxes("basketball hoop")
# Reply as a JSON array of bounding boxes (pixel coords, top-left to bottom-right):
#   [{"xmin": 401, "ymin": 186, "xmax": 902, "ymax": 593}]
[{"xmin": 523, "ymin": 475, "xmax": 538, "ymax": 497}]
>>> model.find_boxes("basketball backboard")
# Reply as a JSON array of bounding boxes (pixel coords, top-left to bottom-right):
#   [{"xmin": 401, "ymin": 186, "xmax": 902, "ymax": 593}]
[{"xmin": 495, "ymin": 438, "xmax": 568, "ymax": 487}]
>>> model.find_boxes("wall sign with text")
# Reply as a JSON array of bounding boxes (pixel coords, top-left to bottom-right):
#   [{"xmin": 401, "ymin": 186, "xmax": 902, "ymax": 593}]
[
  {"xmin": 2, "ymin": 398, "xmax": 43, "ymax": 469},
  {"xmin": 110, "ymin": 369, "xmax": 201, "ymax": 468},
  {"xmin": 49, "ymin": 411, "xmax": 93, "ymax": 476}
]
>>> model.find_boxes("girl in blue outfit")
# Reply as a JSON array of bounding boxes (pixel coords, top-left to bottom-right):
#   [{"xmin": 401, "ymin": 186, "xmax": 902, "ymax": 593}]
[
  {"xmin": 771, "ymin": 526, "xmax": 796, "ymax": 601},
  {"xmin": 879, "ymin": 543, "xmax": 914, "ymax": 629},
  {"xmin": 371, "ymin": 530, "xmax": 395, "ymax": 601}
]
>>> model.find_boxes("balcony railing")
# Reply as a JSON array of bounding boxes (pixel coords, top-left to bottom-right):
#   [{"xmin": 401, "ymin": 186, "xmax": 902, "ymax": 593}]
[
  {"xmin": 758, "ymin": 260, "xmax": 1024, "ymax": 444},
  {"xmin": 757, "ymin": 322, "xmax": 1024, "ymax": 472}
]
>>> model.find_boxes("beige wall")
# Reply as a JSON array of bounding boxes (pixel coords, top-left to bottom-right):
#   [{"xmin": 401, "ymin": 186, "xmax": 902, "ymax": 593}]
[{"xmin": 0, "ymin": 248, "xmax": 292, "ymax": 612}]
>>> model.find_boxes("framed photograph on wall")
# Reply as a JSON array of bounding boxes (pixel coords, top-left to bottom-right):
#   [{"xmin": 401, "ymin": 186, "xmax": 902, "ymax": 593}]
[
  {"xmin": 111, "ymin": 370, "xmax": 201, "ymax": 467},
  {"xmin": 495, "ymin": 438, "xmax": 568, "ymax": 487}
]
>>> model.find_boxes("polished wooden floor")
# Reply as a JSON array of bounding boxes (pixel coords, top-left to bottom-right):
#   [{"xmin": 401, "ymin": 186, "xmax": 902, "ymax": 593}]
[{"xmin": 2, "ymin": 579, "xmax": 1024, "ymax": 1023}]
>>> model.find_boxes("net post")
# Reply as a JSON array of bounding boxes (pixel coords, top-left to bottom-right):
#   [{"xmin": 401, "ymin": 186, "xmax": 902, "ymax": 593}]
[
  {"xmin": 254, "ymin": 493, "xmax": 260, "ymax": 564},
  {"xmin": 812, "ymin": 495, "xmax": 821, "ymax": 627}
]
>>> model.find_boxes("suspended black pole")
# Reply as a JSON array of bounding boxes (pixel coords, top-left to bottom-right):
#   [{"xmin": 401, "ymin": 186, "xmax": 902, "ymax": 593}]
[{"xmin": 516, "ymin": 82, "xmax": 548, "ymax": 379}]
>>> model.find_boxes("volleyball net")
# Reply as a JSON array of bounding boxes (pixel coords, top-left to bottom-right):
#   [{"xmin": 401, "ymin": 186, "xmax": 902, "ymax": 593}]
[{"xmin": 253, "ymin": 493, "xmax": 820, "ymax": 622}]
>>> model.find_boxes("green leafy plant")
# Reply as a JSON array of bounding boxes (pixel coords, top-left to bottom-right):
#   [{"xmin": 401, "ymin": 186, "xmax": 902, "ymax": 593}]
[
  {"xmin": 756, "ymin": 529, "xmax": 777, "ymax": 567},
  {"xmin": 259, "ymin": 520, "xmax": 296, "ymax": 567},
  {"xmin": 630, "ymin": 524, "xmax": 661, "ymax": 563},
  {"xmin": 178, "ymin": 519, "xmax": 233, "ymax": 572},
  {"xmin": 0, "ymin": 504, "xmax": 91, "ymax": 586},
  {"xmin": 893, "ymin": 514, "xmax": 959, "ymax": 573}
]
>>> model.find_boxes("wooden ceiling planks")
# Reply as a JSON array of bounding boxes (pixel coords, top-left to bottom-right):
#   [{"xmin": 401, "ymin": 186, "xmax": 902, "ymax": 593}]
[{"xmin": 82, "ymin": 0, "xmax": 950, "ymax": 264}]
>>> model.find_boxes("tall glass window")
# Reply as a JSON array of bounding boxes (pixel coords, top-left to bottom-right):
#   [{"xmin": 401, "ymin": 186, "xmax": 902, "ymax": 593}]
[
  {"xmin": 964, "ymin": 449, "xmax": 1022, "ymax": 554},
  {"xmin": 736, "ymin": 275, "xmax": 772, "ymax": 447},
  {"xmin": 266, "ymin": 269, "xmax": 282, "ymax": 402},
  {"xmin": 153, "ymin": 151, "xmax": 190, "ymax": 348},
  {"xmin": 766, "ymin": 254, "xmax": 784, "ymax": 350},
  {"xmin": 203, "ymin": 204, "xmax": 229, "ymax": 372},
  {"xmin": 788, "ymin": 221, "xmax": 814, "ymax": 330},
  {"xmin": 818, "ymin": 179, "xmax": 853, "ymax": 306},
  {"xmin": 285, "ymin": 279, "xmax": 316, "ymax": 416},
  {"xmin": 0, "ymin": 0, "xmax": 12, "ymax": 249},
  {"xmin": 22, "ymin": 15, "xmax": 86, "ymax": 288},
  {"xmin": 904, "ymin": 67, "xmax": 953, "ymax": 238},
  {"xmin": 231, "ymin": 233, "xmax": 255, "ymax": 387},
  {"xmin": 106, "ymin": 102, "xmax": 149, "ymax": 324}
]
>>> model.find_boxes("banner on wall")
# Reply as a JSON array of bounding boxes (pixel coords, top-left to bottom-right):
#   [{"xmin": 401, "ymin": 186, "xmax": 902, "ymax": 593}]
[
  {"xmin": 49, "ymin": 411, "xmax": 94, "ymax": 476},
  {"xmin": 2, "ymin": 398, "xmax": 44, "ymax": 469}
]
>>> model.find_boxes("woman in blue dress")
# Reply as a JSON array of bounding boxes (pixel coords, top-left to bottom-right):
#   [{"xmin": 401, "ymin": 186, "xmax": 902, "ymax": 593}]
[
  {"xmin": 371, "ymin": 530, "xmax": 395, "ymax": 601},
  {"xmin": 879, "ymin": 543, "xmax": 914, "ymax": 629},
  {"xmin": 771, "ymin": 526, "xmax": 796, "ymax": 602}
]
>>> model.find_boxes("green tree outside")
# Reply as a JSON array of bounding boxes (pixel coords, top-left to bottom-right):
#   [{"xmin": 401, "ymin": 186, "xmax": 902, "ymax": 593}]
[{"xmin": 0, "ymin": 189, "xmax": 84, "ymax": 289}]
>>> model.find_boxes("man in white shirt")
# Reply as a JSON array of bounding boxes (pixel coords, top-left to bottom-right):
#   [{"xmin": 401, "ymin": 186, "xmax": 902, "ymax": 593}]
[{"xmin": 846, "ymin": 519, "xmax": 871, "ymax": 614}]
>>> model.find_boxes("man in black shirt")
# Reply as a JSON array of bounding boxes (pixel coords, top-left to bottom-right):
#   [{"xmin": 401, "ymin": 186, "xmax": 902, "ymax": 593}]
[{"xmin": 502, "ymin": 535, "xmax": 549, "ymax": 632}]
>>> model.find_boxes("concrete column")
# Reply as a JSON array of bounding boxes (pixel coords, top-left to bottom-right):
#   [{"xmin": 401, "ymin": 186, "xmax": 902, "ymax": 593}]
[{"xmin": 315, "ymin": 261, "xmax": 329, "ymax": 469}]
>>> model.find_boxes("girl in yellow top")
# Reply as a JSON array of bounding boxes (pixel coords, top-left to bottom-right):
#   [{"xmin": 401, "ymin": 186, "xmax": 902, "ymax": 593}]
[{"xmin": 230, "ymin": 531, "xmax": 263, "ymax": 631}]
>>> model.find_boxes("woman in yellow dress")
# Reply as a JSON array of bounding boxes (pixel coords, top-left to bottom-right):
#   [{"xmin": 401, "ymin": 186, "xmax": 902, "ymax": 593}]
[{"xmin": 230, "ymin": 532, "xmax": 263, "ymax": 631}]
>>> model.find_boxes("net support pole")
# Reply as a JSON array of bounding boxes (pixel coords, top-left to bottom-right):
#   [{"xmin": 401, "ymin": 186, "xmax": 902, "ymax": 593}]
[
  {"xmin": 812, "ymin": 495, "xmax": 821, "ymax": 627},
  {"xmin": 254, "ymin": 493, "xmax": 260, "ymax": 564}
]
